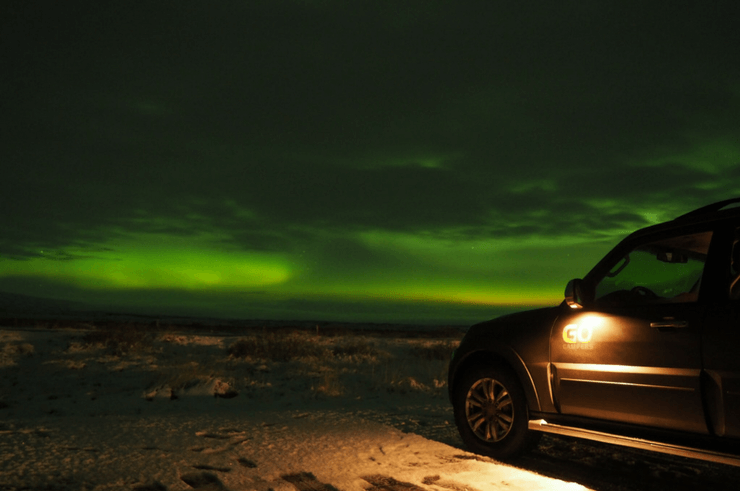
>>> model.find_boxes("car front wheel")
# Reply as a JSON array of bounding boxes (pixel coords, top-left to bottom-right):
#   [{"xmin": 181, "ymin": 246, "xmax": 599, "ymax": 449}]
[{"xmin": 453, "ymin": 365, "xmax": 540, "ymax": 460}]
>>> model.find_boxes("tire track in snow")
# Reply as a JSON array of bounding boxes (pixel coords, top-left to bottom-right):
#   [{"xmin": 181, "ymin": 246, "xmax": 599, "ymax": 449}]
[
  {"xmin": 362, "ymin": 474, "xmax": 426, "ymax": 491},
  {"xmin": 282, "ymin": 471, "xmax": 341, "ymax": 491},
  {"xmin": 180, "ymin": 471, "xmax": 230, "ymax": 490},
  {"xmin": 423, "ymin": 474, "xmax": 482, "ymax": 491}
]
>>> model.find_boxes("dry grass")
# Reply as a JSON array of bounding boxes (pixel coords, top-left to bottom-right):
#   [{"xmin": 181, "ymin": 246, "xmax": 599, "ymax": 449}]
[
  {"xmin": 81, "ymin": 324, "xmax": 155, "ymax": 356},
  {"xmin": 0, "ymin": 340, "xmax": 35, "ymax": 367},
  {"xmin": 226, "ymin": 332, "xmax": 382, "ymax": 363},
  {"xmin": 226, "ymin": 331, "xmax": 330, "ymax": 361},
  {"xmin": 408, "ymin": 340, "xmax": 458, "ymax": 361},
  {"xmin": 331, "ymin": 339, "xmax": 379, "ymax": 358},
  {"xmin": 28, "ymin": 323, "xmax": 462, "ymax": 401},
  {"xmin": 181, "ymin": 330, "xmax": 460, "ymax": 399}
]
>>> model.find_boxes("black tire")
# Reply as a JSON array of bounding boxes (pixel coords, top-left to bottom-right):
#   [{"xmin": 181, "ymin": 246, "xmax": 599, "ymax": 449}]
[{"xmin": 453, "ymin": 365, "xmax": 541, "ymax": 460}]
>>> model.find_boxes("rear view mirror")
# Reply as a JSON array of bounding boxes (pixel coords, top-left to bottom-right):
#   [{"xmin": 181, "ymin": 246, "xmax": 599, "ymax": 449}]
[{"xmin": 657, "ymin": 251, "xmax": 688, "ymax": 263}]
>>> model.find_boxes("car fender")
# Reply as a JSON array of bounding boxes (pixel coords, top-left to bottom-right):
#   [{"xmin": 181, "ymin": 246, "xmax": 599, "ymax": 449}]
[
  {"xmin": 449, "ymin": 307, "xmax": 560, "ymax": 414},
  {"xmin": 450, "ymin": 343, "xmax": 542, "ymax": 413}
]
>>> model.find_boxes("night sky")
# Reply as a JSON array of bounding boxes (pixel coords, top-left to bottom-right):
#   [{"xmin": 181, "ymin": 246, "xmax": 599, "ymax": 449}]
[{"xmin": 2, "ymin": 1, "xmax": 740, "ymax": 324}]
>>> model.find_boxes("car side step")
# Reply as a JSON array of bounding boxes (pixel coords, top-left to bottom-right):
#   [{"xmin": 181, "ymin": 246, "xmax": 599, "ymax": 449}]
[{"xmin": 529, "ymin": 419, "xmax": 740, "ymax": 468}]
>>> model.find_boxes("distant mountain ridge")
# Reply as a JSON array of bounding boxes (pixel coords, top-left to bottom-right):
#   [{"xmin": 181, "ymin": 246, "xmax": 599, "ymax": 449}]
[{"xmin": 0, "ymin": 291, "xmax": 84, "ymax": 315}]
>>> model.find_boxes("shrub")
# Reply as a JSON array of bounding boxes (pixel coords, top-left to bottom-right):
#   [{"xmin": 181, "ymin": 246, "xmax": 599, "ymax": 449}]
[
  {"xmin": 331, "ymin": 340, "xmax": 378, "ymax": 358},
  {"xmin": 313, "ymin": 370, "xmax": 344, "ymax": 397},
  {"xmin": 408, "ymin": 340, "xmax": 458, "ymax": 361},
  {"xmin": 81, "ymin": 324, "xmax": 153, "ymax": 356},
  {"xmin": 227, "ymin": 332, "xmax": 327, "ymax": 362}
]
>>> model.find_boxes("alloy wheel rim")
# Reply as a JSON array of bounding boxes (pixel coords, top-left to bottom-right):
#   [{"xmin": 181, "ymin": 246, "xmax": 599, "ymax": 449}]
[{"xmin": 465, "ymin": 377, "xmax": 514, "ymax": 442}]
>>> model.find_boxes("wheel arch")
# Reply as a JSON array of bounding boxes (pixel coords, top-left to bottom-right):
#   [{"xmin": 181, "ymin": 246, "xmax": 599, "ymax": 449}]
[{"xmin": 451, "ymin": 348, "xmax": 541, "ymax": 414}]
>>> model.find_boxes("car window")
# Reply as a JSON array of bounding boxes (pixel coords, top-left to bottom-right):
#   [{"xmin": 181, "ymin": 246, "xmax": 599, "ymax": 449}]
[
  {"xmin": 730, "ymin": 228, "xmax": 740, "ymax": 300},
  {"xmin": 594, "ymin": 231, "xmax": 712, "ymax": 306}
]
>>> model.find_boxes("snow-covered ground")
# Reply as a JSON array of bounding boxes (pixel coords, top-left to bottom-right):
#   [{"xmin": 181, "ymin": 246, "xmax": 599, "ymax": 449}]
[{"xmin": 2, "ymin": 324, "xmax": 739, "ymax": 491}]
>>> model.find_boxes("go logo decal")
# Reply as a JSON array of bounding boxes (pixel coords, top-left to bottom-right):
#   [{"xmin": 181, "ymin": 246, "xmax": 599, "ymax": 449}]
[{"xmin": 562, "ymin": 323, "xmax": 593, "ymax": 344}]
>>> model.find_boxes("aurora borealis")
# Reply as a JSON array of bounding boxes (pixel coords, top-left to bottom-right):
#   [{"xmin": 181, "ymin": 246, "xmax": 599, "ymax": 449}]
[{"xmin": 2, "ymin": 1, "xmax": 740, "ymax": 324}]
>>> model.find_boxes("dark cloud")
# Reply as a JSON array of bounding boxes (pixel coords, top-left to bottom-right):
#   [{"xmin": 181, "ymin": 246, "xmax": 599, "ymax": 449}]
[{"xmin": 2, "ymin": 1, "xmax": 740, "ymax": 321}]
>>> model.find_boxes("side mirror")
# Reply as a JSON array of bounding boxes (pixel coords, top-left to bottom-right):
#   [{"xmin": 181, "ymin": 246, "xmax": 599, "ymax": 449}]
[{"xmin": 565, "ymin": 278, "xmax": 585, "ymax": 309}]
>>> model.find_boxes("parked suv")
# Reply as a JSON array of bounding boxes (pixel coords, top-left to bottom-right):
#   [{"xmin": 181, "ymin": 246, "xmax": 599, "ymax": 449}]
[{"xmin": 449, "ymin": 198, "xmax": 740, "ymax": 466}]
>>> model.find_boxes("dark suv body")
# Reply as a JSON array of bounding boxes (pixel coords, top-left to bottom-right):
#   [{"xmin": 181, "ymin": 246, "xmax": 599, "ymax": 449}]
[{"xmin": 448, "ymin": 198, "xmax": 740, "ymax": 466}]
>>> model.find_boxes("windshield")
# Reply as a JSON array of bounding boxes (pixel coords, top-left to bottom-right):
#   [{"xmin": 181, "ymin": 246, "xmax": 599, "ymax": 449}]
[{"xmin": 594, "ymin": 231, "xmax": 712, "ymax": 306}]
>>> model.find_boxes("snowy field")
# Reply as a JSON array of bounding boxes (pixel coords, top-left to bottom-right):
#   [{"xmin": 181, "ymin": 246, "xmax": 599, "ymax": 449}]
[{"xmin": 2, "ymin": 322, "xmax": 740, "ymax": 491}]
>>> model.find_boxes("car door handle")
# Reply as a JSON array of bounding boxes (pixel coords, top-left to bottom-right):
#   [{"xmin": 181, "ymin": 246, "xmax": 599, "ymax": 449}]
[{"xmin": 650, "ymin": 320, "xmax": 689, "ymax": 329}]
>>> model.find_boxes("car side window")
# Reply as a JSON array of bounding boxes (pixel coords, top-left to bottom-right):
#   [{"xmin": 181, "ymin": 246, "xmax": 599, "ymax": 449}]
[
  {"xmin": 594, "ymin": 231, "xmax": 712, "ymax": 306},
  {"xmin": 730, "ymin": 228, "xmax": 740, "ymax": 300}
]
